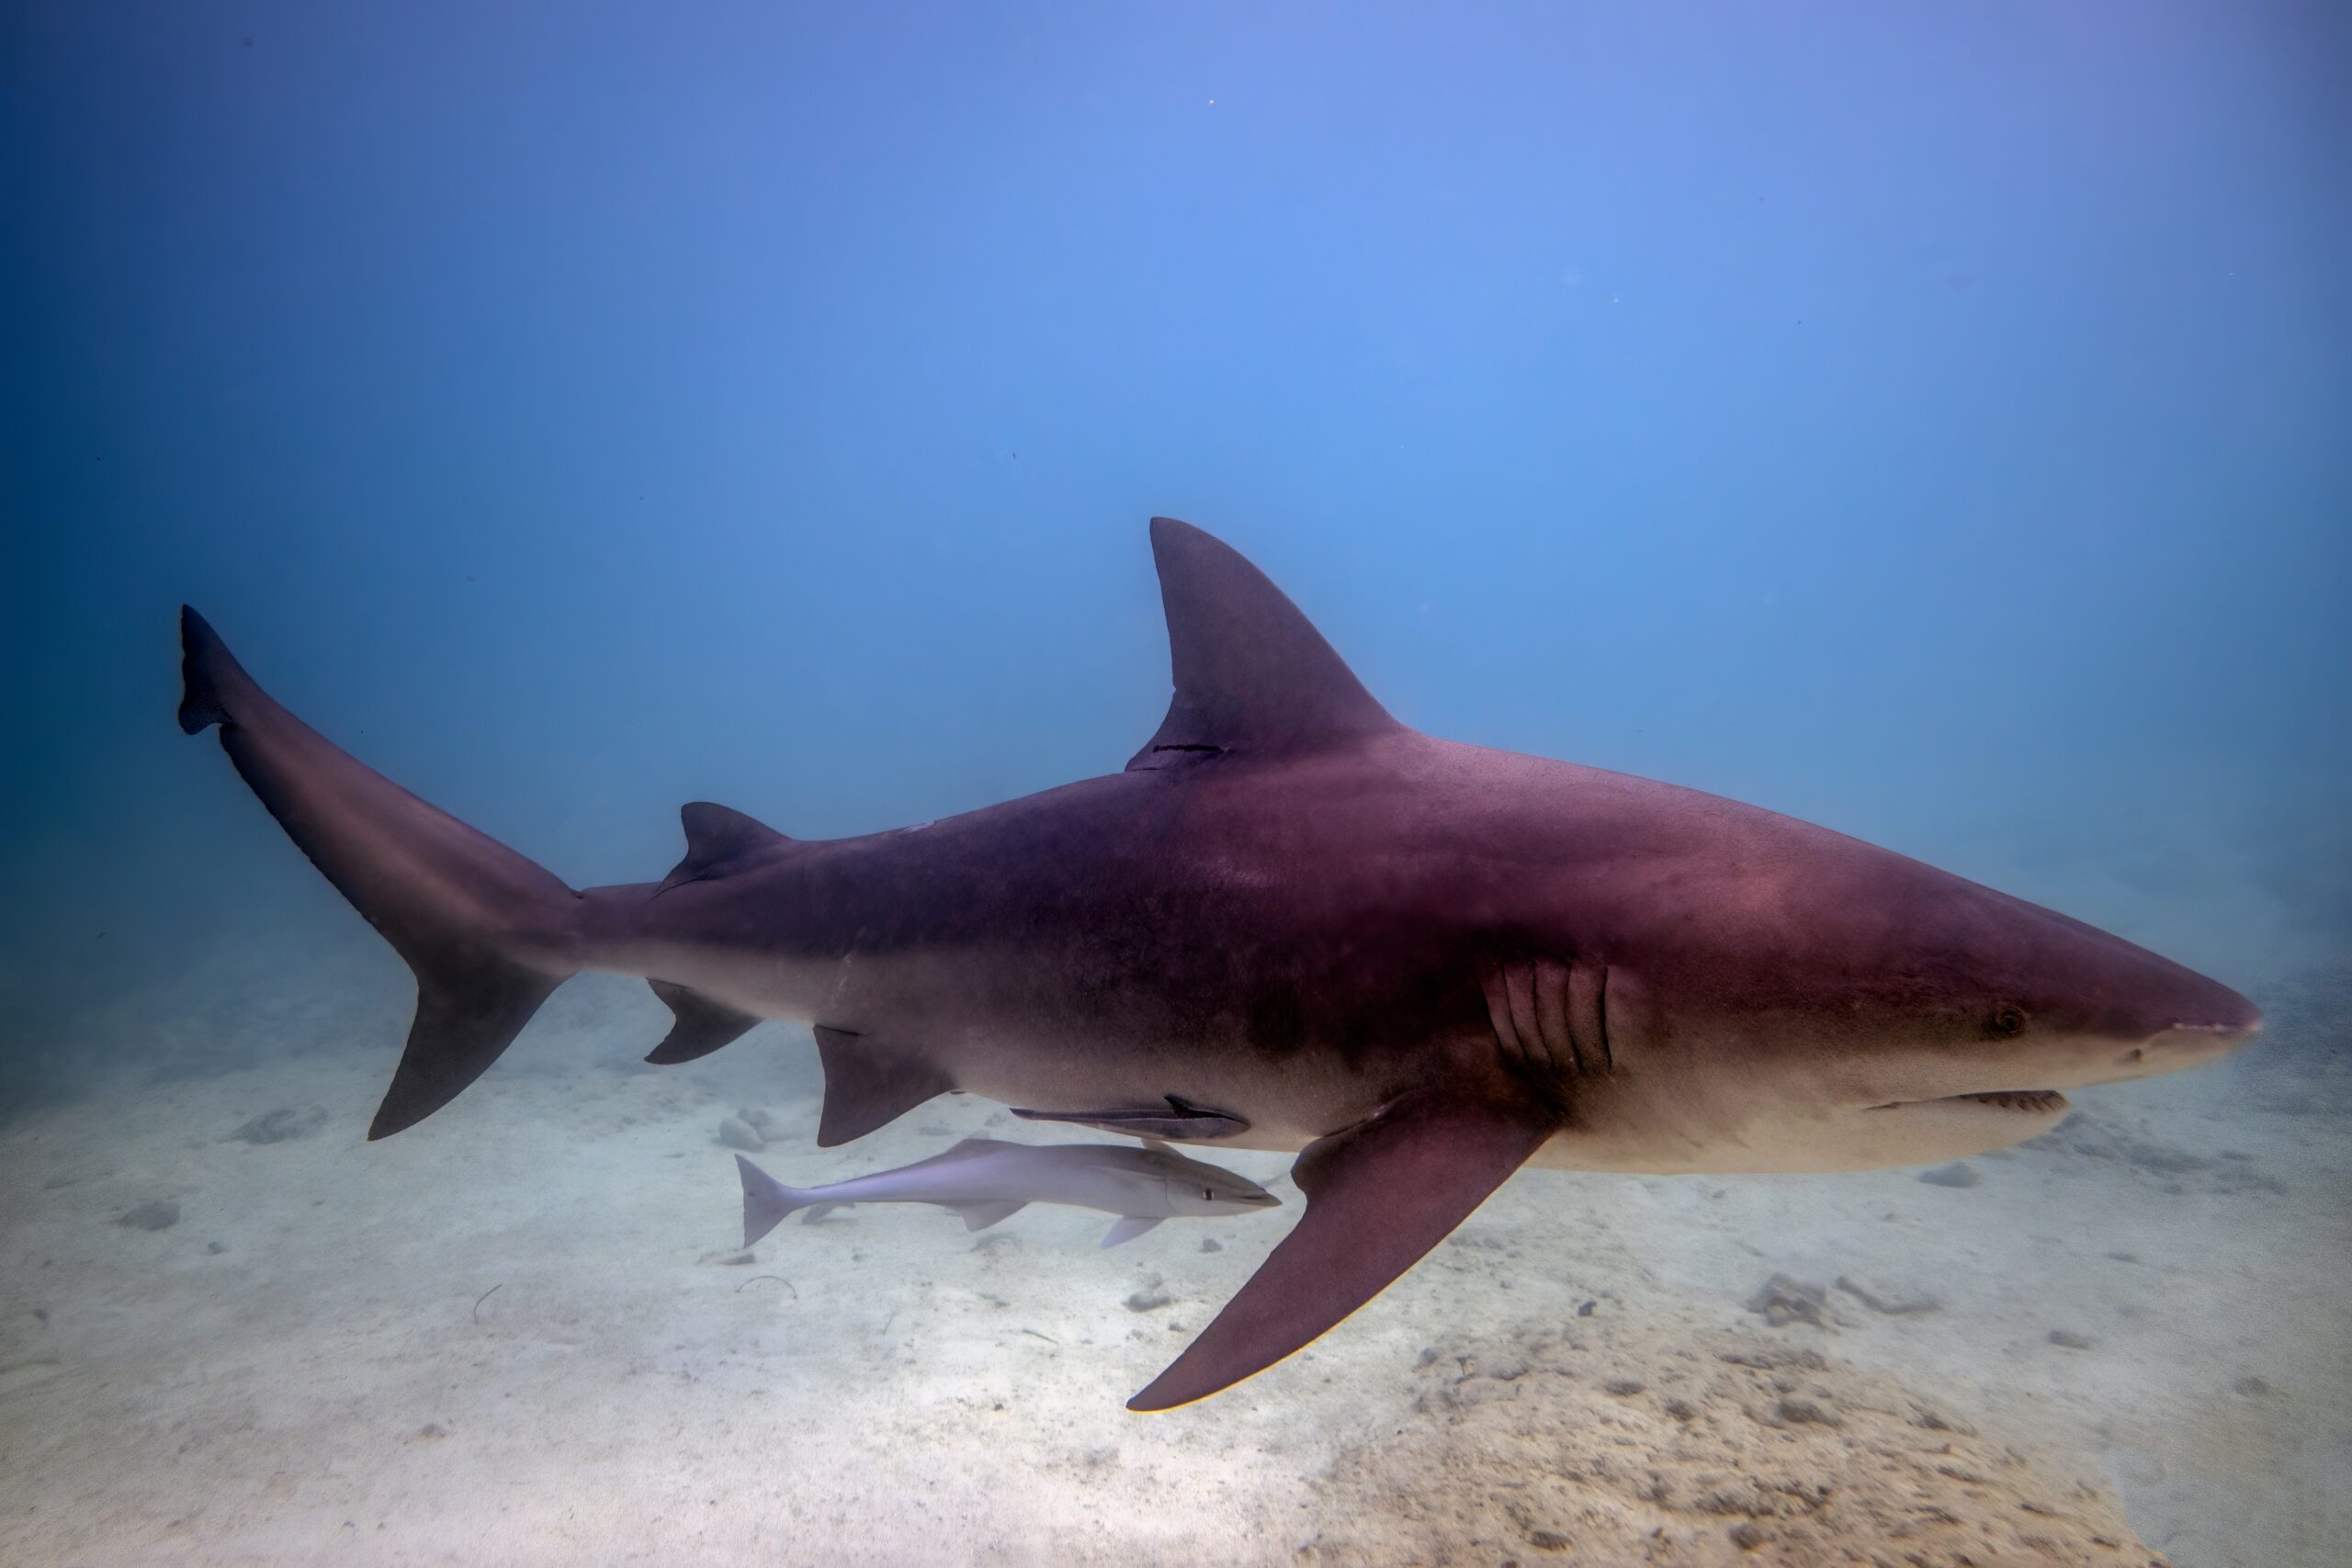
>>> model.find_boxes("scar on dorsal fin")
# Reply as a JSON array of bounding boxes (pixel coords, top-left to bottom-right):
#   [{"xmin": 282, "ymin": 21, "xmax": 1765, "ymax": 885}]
[
  {"xmin": 1126, "ymin": 1089, "xmax": 1558, "ymax": 1412},
  {"xmin": 643, "ymin": 979, "xmax": 763, "ymax": 1065},
  {"xmin": 811, "ymin": 1024, "xmax": 956, "ymax": 1147},
  {"xmin": 658, "ymin": 802, "xmax": 793, "ymax": 894},
  {"xmin": 1010, "ymin": 1094, "xmax": 1251, "ymax": 1140},
  {"xmin": 1127, "ymin": 517, "xmax": 1403, "ymax": 772}
]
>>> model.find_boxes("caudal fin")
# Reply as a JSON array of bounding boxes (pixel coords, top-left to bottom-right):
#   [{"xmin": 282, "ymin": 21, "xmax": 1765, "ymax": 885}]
[
  {"xmin": 178, "ymin": 608, "xmax": 582, "ymax": 1138},
  {"xmin": 736, "ymin": 1155, "xmax": 810, "ymax": 1247}
]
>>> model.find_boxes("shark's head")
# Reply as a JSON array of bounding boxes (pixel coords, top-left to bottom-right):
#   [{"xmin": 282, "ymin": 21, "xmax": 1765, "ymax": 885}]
[
  {"xmin": 1148, "ymin": 1146, "xmax": 1284, "ymax": 1217},
  {"xmin": 1833, "ymin": 875, "xmax": 2258, "ymax": 1164},
  {"xmin": 1606, "ymin": 819, "xmax": 2264, "ymax": 1171}
]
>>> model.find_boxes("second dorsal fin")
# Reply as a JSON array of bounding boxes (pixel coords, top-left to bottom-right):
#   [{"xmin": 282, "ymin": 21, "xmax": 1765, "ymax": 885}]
[
  {"xmin": 659, "ymin": 802, "xmax": 792, "ymax": 893},
  {"xmin": 1127, "ymin": 517, "xmax": 1402, "ymax": 772}
]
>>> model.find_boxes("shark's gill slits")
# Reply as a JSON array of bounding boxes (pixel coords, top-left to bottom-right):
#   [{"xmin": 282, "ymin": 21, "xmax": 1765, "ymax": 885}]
[
  {"xmin": 1597, "ymin": 964, "xmax": 1612, "ymax": 1073},
  {"xmin": 1566, "ymin": 959, "xmax": 1607, "ymax": 1077},
  {"xmin": 1483, "ymin": 955, "xmax": 1616, "ymax": 1100}
]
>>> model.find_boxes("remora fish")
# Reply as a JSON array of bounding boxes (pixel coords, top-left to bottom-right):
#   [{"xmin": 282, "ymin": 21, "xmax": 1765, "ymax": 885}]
[
  {"xmin": 176, "ymin": 516, "xmax": 2262, "ymax": 1410},
  {"xmin": 733, "ymin": 1139, "xmax": 1281, "ymax": 1249}
]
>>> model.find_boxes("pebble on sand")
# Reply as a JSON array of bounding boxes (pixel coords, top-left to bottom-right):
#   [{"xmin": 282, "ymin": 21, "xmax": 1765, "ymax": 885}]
[
  {"xmin": 717, "ymin": 1116, "xmax": 763, "ymax": 1152},
  {"xmin": 1769, "ymin": 1396, "xmax": 1843, "ymax": 1427},
  {"xmin": 1917, "ymin": 1161, "xmax": 1981, "ymax": 1189},
  {"xmin": 228, "ymin": 1105, "xmax": 327, "ymax": 1145},
  {"xmin": 2047, "ymin": 1329, "xmax": 2096, "ymax": 1350},
  {"xmin": 118, "ymin": 1200, "xmax": 180, "ymax": 1231},
  {"xmin": 695, "ymin": 1249, "xmax": 755, "ymax": 1267}
]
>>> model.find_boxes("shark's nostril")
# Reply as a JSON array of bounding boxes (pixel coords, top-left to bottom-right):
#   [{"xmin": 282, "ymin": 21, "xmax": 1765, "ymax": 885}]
[{"xmin": 2122, "ymin": 1047, "xmax": 2144, "ymax": 1064}]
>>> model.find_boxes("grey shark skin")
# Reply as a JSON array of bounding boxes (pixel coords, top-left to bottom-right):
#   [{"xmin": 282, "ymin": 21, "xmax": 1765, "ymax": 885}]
[
  {"xmin": 733, "ymin": 1138, "xmax": 1281, "ymax": 1249},
  {"xmin": 177, "ymin": 516, "xmax": 2262, "ymax": 1411}
]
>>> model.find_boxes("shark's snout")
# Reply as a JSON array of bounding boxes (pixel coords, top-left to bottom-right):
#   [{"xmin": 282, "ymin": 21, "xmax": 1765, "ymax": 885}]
[
  {"xmin": 2103, "ymin": 963, "xmax": 2261, "ymax": 1070},
  {"xmin": 2001, "ymin": 906, "xmax": 2264, "ymax": 1089},
  {"xmin": 2187, "ymin": 986, "xmax": 2265, "ymax": 1039},
  {"xmin": 2143, "ymin": 953, "xmax": 2264, "ymax": 1036},
  {"xmin": 2116, "ymin": 1009, "xmax": 2262, "ymax": 1077}
]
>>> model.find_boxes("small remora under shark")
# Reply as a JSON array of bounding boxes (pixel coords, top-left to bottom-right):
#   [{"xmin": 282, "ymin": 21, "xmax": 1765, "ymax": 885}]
[
  {"xmin": 734, "ymin": 1139, "xmax": 1281, "ymax": 1250},
  {"xmin": 178, "ymin": 516, "xmax": 2262, "ymax": 1410}
]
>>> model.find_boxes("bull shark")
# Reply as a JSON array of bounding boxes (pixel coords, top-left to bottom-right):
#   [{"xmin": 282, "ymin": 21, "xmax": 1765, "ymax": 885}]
[
  {"xmin": 176, "ymin": 515, "xmax": 2262, "ymax": 1410},
  {"xmin": 733, "ymin": 1139, "xmax": 1281, "ymax": 1249}
]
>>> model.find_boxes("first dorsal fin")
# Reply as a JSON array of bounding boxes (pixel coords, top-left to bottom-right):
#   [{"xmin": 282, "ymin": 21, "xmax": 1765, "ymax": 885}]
[
  {"xmin": 659, "ymin": 802, "xmax": 791, "ymax": 893},
  {"xmin": 1127, "ymin": 517, "xmax": 1402, "ymax": 772}
]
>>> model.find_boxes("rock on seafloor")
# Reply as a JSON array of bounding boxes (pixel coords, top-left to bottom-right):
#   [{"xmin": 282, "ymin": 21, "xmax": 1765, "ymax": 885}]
[
  {"xmin": 1836, "ymin": 1270, "xmax": 1941, "ymax": 1314},
  {"xmin": 1745, "ymin": 1272, "xmax": 1835, "ymax": 1328},
  {"xmin": 117, "ymin": 1200, "xmax": 179, "ymax": 1231},
  {"xmin": 226, "ymin": 1105, "xmax": 327, "ymax": 1145}
]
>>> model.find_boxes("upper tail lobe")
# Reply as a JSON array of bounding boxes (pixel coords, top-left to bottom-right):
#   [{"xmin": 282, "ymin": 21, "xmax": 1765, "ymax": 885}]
[{"xmin": 180, "ymin": 607, "xmax": 582, "ymax": 1137}]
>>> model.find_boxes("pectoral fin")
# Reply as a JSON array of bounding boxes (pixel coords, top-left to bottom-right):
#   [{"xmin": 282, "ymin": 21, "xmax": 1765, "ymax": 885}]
[
  {"xmin": 1126, "ymin": 1090, "xmax": 1557, "ymax": 1412},
  {"xmin": 1101, "ymin": 1215, "xmax": 1163, "ymax": 1248}
]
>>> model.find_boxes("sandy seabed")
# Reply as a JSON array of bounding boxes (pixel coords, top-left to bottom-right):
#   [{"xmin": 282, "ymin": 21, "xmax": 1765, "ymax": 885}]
[{"xmin": 2, "ymin": 963, "xmax": 2345, "ymax": 1568}]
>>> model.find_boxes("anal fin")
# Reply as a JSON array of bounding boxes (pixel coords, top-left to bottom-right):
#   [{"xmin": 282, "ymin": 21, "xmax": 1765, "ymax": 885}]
[
  {"xmin": 811, "ymin": 1024, "xmax": 956, "ymax": 1146},
  {"xmin": 953, "ymin": 1201, "xmax": 1025, "ymax": 1232},
  {"xmin": 644, "ymin": 979, "xmax": 763, "ymax": 1065},
  {"xmin": 1126, "ymin": 1089, "xmax": 1557, "ymax": 1411}
]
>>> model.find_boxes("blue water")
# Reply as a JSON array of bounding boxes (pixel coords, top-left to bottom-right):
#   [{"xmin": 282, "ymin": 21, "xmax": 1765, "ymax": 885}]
[{"xmin": 4, "ymin": 6, "xmax": 2346, "ymax": 1563}]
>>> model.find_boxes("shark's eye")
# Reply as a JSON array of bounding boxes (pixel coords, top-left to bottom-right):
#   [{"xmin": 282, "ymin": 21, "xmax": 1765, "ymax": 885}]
[
  {"xmin": 1989, "ymin": 1006, "xmax": 2029, "ymax": 1038},
  {"xmin": 1204, "ymin": 1188, "xmax": 1214, "ymax": 1201}
]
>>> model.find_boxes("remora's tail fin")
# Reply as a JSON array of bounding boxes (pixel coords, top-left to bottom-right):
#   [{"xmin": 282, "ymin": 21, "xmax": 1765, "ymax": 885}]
[
  {"xmin": 736, "ymin": 1155, "xmax": 810, "ymax": 1247},
  {"xmin": 178, "ymin": 607, "xmax": 582, "ymax": 1139}
]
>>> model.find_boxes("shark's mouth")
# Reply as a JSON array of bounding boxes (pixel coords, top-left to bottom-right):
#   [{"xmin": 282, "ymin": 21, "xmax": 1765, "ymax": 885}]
[{"xmin": 1867, "ymin": 1089, "xmax": 2069, "ymax": 1115}]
